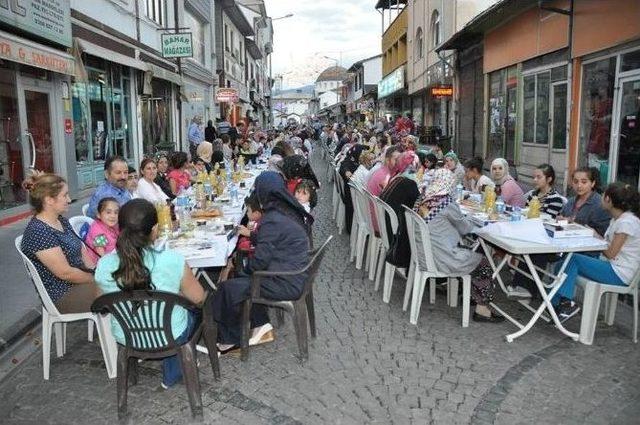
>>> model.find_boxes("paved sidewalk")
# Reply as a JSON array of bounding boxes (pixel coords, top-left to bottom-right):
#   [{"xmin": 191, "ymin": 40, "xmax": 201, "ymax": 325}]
[{"xmin": 0, "ymin": 154, "xmax": 639, "ymax": 424}]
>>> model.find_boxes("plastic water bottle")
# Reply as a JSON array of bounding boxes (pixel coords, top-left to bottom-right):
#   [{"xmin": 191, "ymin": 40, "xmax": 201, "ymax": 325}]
[
  {"xmin": 203, "ymin": 180, "xmax": 212, "ymax": 197},
  {"xmin": 511, "ymin": 206, "xmax": 522, "ymax": 221},
  {"xmin": 230, "ymin": 183, "xmax": 239, "ymax": 207},
  {"xmin": 495, "ymin": 196, "xmax": 505, "ymax": 214},
  {"xmin": 455, "ymin": 184, "xmax": 464, "ymax": 202}
]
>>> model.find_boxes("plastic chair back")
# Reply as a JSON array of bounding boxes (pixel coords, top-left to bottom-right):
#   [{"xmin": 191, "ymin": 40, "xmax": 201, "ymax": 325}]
[
  {"xmin": 81, "ymin": 203, "xmax": 89, "ymax": 216},
  {"xmin": 91, "ymin": 290, "xmax": 198, "ymax": 354},
  {"xmin": 69, "ymin": 215, "xmax": 94, "ymax": 239},
  {"xmin": 403, "ymin": 206, "xmax": 439, "ymax": 273},
  {"xmin": 14, "ymin": 235, "xmax": 61, "ymax": 316},
  {"xmin": 373, "ymin": 196, "xmax": 398, "ymax": 250}
]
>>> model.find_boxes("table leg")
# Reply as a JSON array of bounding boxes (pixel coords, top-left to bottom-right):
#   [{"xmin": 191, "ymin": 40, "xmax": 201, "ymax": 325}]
[
  {"xmin": 478, "ymin": 239, "xmax": 509, "ymax": 293},
  {"xmin": 505, "ymin": 254, "xmax": 579, "ymax": 342}
]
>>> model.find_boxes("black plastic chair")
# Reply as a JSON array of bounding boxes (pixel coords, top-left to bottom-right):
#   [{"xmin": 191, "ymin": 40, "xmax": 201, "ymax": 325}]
[
  {"xmin": 91, "ymin": 290, "xmax": 220, "ymax": 420},
  {"xmin": 240, "ymin": 236, "xmax": 333, "ymax": 362}
]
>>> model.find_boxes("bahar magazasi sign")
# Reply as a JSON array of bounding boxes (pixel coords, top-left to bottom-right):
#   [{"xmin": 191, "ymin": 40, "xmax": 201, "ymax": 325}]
[{"xmin": 161, "ymin": 33, "xmax": 193, "ymax": 58}]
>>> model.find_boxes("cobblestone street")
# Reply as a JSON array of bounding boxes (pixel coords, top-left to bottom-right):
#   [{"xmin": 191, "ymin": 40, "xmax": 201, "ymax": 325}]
[{"xmin": 0, "ymin": 154, "xmax": 639, "ymax": 425}]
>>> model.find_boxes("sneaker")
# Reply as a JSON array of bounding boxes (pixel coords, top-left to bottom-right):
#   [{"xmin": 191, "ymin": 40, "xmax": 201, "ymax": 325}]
[
  {"xmin": 249, "ymin": 323, "xmax": 275, "ymax": 346},
  {"xmin": 556, "ymin": 300, "xmax": 580, "ymax": 322},
  {"xmin": 506, "ymin": 285, "xmax": 532, "ymax": 298}
]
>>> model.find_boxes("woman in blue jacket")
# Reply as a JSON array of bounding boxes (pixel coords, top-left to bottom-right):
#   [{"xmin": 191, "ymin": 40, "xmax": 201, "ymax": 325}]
[{"xmin": 213, "ymin": 171, "xmax": 313, "ymax": 352}]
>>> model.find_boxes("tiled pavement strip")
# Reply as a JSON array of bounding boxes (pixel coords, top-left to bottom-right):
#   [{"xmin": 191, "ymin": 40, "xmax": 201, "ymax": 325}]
[{"xmin": 0, "ymin": 151, "xmax": 639, "ymax": 424}]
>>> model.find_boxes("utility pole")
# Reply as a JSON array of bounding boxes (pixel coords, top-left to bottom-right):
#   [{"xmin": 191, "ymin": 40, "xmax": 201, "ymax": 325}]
[{"xmin": 173, "ymin": 0, "xmax": 183, "ymax": 152}]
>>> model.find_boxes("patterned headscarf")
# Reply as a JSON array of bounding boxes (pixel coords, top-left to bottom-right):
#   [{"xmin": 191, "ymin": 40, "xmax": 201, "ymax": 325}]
[
  {"xmin": 394, "ymin": 151, "xmax": 418, "ymax": 176},
  {"xmin": 414, "ymin": 168, "xmax": 456, "ymax": 223},
  {"xmin": 444, "ymin": 151, "xmax": 459, "ymax": 165}
]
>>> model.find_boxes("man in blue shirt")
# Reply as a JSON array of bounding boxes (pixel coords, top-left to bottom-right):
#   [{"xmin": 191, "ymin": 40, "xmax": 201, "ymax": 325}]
[
  {"xmin": 87, "ymin": 156, "xmax": 132, "ymax": 218},
  {"xmin": 188, "ymin": 116, "xmax": 204, "ymax": 159}
]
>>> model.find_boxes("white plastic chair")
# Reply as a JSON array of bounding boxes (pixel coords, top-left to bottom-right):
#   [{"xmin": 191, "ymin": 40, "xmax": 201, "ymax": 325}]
[
  {"xmin": 14, "ymin": 235, "xmax": 117, "ymax": 380},
  {"xmin": 403, "ymin": 206, "xmax": 471, "ymax": 327},
  {"xmin": 348, "ymin": 182, "xmax": 373, "ymax": 271},
  {"xmin": 373, "ymin": 196, "xmax": 413, "ymax": 307},
  {"xmin": 81, "ymin": 203, "xmax": 89, "ymax": 216},
  {"xmin": 68, "ymin": 215, "xmax": 94, "ymax": 239},
  {"xmin": 334, "ymin": 167, "xmax": 346, "ymax": 235},
  {"xmin": 577, "ymin": 268, "xmax": 639, "ymax": 345},
  {"xmin": 361, "ymin": 188, "xmax": 383, "ymax": 282}
]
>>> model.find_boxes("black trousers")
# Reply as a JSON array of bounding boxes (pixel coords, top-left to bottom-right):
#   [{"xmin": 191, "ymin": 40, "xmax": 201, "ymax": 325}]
[{"xmin": 211, "ymin": 276, "xmax": 304, "ymax": 345}]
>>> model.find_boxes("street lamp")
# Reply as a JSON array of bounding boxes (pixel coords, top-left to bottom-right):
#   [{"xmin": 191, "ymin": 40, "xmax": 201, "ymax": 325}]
[
  {"xmin": 272, "ymin": 13, "xmax": 294, "ymax": 21},
  {"xmin": 323, "ymin": 55, "xmax": 339, "ymax": 68}
]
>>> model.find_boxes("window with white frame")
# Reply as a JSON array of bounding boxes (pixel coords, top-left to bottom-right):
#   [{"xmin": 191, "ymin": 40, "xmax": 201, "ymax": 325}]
[
  {"xmin": 415, "ymin": 27, "xmax": 423, "ymax": 59},
  {"xmin": 185, "ymin": 9, "xmax": 205, "ymax": 64},
  {"xmin": 431, "ymin": 11, "xmax": 441, "ymax": 48},
  {"xmin": 145, "ymin": 0, "xmax": 166, "ymax": 26},
  {"xmin": 523, "ymin": 66, "xmax": 567, "ymax": 146}
]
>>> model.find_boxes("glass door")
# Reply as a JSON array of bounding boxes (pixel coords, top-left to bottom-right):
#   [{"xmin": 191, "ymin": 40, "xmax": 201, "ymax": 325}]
[
  {"xmin": 612, "ymin": 76, "xmax": 640, "ymax": 189},
  {"xmin": 19, "ymin": 87, "xmax": 55, "ymax": 174}
]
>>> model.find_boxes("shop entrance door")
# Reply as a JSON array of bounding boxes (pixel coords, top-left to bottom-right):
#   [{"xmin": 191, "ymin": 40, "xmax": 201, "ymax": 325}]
[
  {"xmin": 611, "ymin": 75, "xmax": 640, "ymax": 190},
  {"xmin": 18, "ymin": 83, "xmax": 55, "ymax": 174}
]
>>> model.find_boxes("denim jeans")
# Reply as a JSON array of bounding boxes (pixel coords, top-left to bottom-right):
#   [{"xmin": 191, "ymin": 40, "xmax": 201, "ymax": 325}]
[
  {"xmin": 163, "ymin": 310, "xmax": 200, "ymax": 387},
  {"xmin": 553, "ymin": 254, "xmax": 626, "ymax": 306}
]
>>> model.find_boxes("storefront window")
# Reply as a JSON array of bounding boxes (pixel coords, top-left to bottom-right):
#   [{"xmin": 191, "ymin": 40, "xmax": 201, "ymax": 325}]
[
  {"xmin": 621, "ymin": 49, "xmax": 640, "ymax": 73},
  {"xmin": 579, "ymin": 57, "xmax": 616, "ymax": 184},
  {"xmin": 72, "ymin": 80, "xmax": 90, "ymax": 162},
  {"xmin": 523, "ymin": 73, "xmax": 549, "ymax": 144},
  {"xmin": 141, "ymin": 79, "xmax": 173, "ymax": 156},
  {"xmin": 488, "ymin": 70, "xmax": 505, "ymax": 161}
]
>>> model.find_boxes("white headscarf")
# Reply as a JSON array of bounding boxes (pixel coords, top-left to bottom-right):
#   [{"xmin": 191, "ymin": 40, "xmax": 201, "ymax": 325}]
[{"xmin": 491, "ymin": 158, "xmax": 511, "ymax": 185}]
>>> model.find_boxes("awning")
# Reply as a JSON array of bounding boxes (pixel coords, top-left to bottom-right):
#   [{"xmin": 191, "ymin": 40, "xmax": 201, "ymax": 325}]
[
  {"xmin": 75, "ymin": 38, "xmax": 147, "ymax": 71},
  {"xmin": 147, "ymin": 63, "xmax": 183, "ymax": 86},
  {"xmin": 0, "ymin": 30, "xmax": 75, "ymax": 75}
]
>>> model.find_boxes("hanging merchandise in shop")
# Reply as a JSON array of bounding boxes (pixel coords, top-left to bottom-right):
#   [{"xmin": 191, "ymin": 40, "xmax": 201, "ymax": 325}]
[
  {"xmin": 0, "ymin": 0, "xmax": 72, "ymax": 47},
  {"xmin": 161, "ymin": 33, "xmax": 193, "ymax": 58}
]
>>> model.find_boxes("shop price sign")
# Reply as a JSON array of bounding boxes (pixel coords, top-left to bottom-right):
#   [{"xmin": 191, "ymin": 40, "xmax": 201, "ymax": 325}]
[
  {"xmin": 161, "ymin": 33, "xmax": 193, "ymax": 58},
  {"xmin": 0, "ymin": 0, "xmax": 72, "ymax": 47},
  {"xmin": 216, "ymin": 88, "xmax": 239, "ymax": 103}
]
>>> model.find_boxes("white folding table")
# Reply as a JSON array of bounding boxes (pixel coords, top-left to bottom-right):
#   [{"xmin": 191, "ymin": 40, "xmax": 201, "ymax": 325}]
[{"xmin": 476, "ymin": 232, "xmax": 607, "ymax": 342}]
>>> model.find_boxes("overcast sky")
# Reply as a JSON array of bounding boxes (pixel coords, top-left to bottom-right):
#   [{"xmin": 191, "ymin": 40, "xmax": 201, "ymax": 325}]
[{"xmin": 264, "ymin": 0, "xmax": 381, "ymax": 88}]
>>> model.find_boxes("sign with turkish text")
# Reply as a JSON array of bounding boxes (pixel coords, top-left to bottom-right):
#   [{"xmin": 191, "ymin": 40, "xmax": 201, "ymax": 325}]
[
  {"xmin": 0, "ymin": 0, "xmax": 71, "ymax": 47},
  {"xmin": 216, "ymin": 88, "xmax": 239, "ymax": 103},
  {"xmin": 161, "ymin": 33, "xmax": 193, "ymax": 58},
  {"xmin": 0, "ymin": 32, "xmax": 74, "ymax": 74},
  {"xmin": 378, "ymin": 65, "xmax": 405, "ymax": 99},
  {"xmin": 64, "ymin": 118, "xmax": 72, "ymax": 134},
  {"xmin": 431, "ymin": 86, "xmax": 453, "ymax": 97}
]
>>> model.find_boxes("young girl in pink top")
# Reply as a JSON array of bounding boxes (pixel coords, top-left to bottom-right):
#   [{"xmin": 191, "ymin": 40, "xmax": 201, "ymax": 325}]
[
  {"xmin": 85, "ymin": 197, "xmax": 120, "ymax": 263},
  {"xmin": 490, "ymin": 158, "xmax": 525, "ymax": 207},
  {"xmin": 167, "ymin": 151, "xmax": 192, "ymax": 196}
]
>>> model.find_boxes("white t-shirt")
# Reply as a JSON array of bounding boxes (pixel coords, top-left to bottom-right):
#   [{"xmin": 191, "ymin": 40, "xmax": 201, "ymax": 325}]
[
  {"xmin": 604, "ymin": 212, "xmax": 640, "ymax": 283},
  {"xmin": 468, "ymin": 175, "xmax": 495, "ymax": 193},
  {"xmin": 351, "ymin": 165, "xmax": 371, "ymax": 187},
  {"xmin": 136, "ymin": 178, "xmax": 169, "ymax": 205}
]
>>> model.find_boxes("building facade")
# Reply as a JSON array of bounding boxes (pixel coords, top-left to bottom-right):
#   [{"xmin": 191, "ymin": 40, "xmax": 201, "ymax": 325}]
[
  {"xmin": 0, "ymin": 0, "xmax": 77, "ymax": 219},
  {"xmin": 376, "ymin": 0, "xmax": 409, "ymax": 119},
  {"xmin": 440, "ymin": 0, "xmax": 640, "ymax": 190},
  {"xmin": 345, "ymin": 55, "xmax": 382, "ymax": 124}
]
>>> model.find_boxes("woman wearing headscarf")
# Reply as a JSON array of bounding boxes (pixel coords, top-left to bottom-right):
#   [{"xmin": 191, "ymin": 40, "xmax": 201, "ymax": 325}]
[
  {"xmin": 339, "ymin": 144, "xmax": 368, "ymax": 234},
  {"xmin": 205, "ymin": 120, "xmax": 217, "ymax": 142},
  {"xmin": 490, "ymin": 158, "xmax": 525, "ymax": 207},
  {"xmin": 443, "ymin": 151, "xmax": 466, "ymax": 187},
  {"xmin": 212, "ymin": 172, "xmax": 313, "ymax": 352},
  {"xmin": 414, "ymin": 169, "xmax": 504, "ymax": 322},
  {"xmin": 196, "ymin": 141, "xmax": 213, "ymax": 172},
  {"xmin": 379, "ymin": 151, "xmax": 421, "ymax": 268},
  {"xmin": 282, "ymin": 154, "xmax": 320, "ymax": 194},
  {"xmin": 351, "ymin": 150, "xmax": 376, "ymax": 187}
]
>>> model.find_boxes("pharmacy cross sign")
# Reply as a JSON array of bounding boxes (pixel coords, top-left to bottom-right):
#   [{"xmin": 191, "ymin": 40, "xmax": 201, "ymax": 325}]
[{"xmin": 161, "ymin": 33, "xmax": 193, "ymax": 58}]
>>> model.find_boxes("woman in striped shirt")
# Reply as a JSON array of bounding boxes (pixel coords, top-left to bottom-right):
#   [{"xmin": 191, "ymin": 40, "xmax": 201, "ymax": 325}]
[{"xmin": 524, "ymin": 164, "xmax": 565, "ymax": 219}]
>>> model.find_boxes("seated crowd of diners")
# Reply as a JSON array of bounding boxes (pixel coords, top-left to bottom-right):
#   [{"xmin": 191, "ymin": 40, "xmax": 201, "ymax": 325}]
[
  {"xmin": 19, "ymin": 124, "xmax": 320, "ymax": 388},
  {"xmin": 325, "ymin": 123, "xmax": 640, "ymax": 323},
  {"xmin": 15, "ymin": 117, "xmax": 640, "ymax": 389}
]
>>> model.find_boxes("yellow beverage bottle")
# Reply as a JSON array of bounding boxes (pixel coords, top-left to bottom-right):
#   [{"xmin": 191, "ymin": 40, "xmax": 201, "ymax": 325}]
[
  {"xmin": 484, "ymin": 186, "xmax": 496, "ymax": 213},
  {"xmin": 527, "ymin": 196, "xmax": 541, "ymax": 219}
]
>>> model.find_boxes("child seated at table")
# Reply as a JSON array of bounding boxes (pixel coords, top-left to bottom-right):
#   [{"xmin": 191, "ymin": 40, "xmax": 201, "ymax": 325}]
[
  {"xmin": 85, "ymin": 197, "xmax": 120, "ymax": 263},
  {"xmin": 553, "ymin": 183, "xmax": 640, "ymax": 321},
  {"xmin": 294, "ymin": 179, "xmax": 317, "ymax": 213},
  {"xmin": 237, "ymin": 193, "xmax": 263, "ymax": 257}
]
